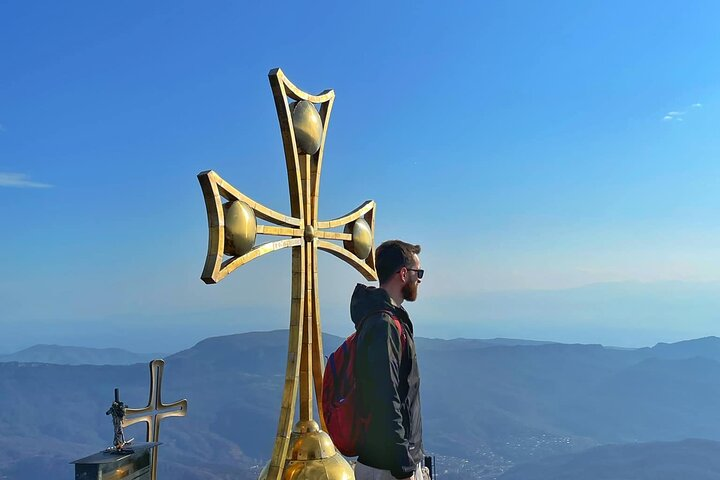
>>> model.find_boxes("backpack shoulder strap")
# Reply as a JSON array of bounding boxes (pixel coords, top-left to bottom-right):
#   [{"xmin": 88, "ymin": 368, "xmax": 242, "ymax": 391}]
[
  {"xmin": 358, "ymin": 310, "xmax": 406, "ymax": 350},
  {"xmin": 378, "ymin": 310, "xmax": 406, "ymax": 352}
]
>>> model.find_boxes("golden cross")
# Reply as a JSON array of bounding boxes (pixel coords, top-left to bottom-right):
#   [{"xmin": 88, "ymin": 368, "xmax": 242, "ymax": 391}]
[
  {"xmin": 198, "ymin": 68, "xmax": 378, "ymax": 480},
  {"xmin": 123, "ymin": 359, "xmax": 188, "ymax": 480}
]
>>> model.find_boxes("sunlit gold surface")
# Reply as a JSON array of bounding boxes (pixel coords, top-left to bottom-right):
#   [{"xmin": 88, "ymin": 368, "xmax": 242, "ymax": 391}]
[
  {"xmin": 343, "ymin": 218, "xmax": 372, "ymax": 260},
  {"xmin": 289, "ymin": 420, "xmax": 336, "ymax": 460},
  {"xmin": 258, "ymin": 421, "xmax": 354, "ymax": 480},
  {"xmin": 122, "ymin": 359, "xmax": 187, "ymax": 480},
  {"xmin": 223, "ymin": 200, "xmax": 257, "ymax": 256},
  {"xmin": 290, "ymin": 100, "xmax": 323, "ymax": 155},
  {"xmin": 198, "ymin": 68, "xmax": 380, "ymax": 480},
  {"xmin": 304, "ymin": 225, "xmax": 316, "ymax": 242}
]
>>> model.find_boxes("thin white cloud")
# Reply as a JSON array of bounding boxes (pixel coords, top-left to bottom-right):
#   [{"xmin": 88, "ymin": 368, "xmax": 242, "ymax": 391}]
[
  {"xmin": 662, "ymin": 102, "xmax": 703, "ymax": 122},
  {"xmin": 0, "ymin": 173, "xmax": 52, "ymax": 188}
]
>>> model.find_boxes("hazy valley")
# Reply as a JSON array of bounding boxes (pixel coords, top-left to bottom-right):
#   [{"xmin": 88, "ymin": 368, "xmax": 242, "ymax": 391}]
[{"xmin": 2, "ymin": 331, "xmax": 720, "ymax": 479}]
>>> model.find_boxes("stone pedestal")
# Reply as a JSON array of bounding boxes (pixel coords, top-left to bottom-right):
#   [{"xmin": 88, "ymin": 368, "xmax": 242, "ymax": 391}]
[{"xmin": 72, "ymin": 442, "xmax": 159, "ymax": 480}]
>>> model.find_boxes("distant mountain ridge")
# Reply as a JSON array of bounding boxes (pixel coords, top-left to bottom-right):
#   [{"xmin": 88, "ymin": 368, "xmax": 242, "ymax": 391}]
[
  {"xmin": 645, "ymin": 336, "xmax": 720, "ymax": 361},
  {"xmin": 0, "ymin": 344, "xmax": 164, "ymax": 365},
  {"xmin": 498, "ymin": 438, "xmax": 720, "ymax": 480},
  {"xmin": 2, "ymin": 331, "xmax": 720, "ymax": 479},
  {"xmin": 422, "ymin": 280, "xmax": 720, "ymax": 345},
  {"xmin": 414, "ymin": 337, "xmax": 557, "ymax": 351},
  {"xmin": 0, "ymin": 333, "xmax": 561, "ymax": 366},
  {"xmin": 6, "ymin": 333, "xmax": 718, "ymax": 366}
]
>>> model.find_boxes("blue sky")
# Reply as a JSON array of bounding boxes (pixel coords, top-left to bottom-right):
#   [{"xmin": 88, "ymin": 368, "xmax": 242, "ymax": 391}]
[{"xmin": 1, "ymin": 1, "xmax": 719, "ymax": 352}]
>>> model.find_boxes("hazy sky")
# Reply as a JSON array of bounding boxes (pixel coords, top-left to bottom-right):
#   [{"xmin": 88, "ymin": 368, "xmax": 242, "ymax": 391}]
[{"xmin": 1, "ymin": 1, "xmax": 719, "ymax": 352}]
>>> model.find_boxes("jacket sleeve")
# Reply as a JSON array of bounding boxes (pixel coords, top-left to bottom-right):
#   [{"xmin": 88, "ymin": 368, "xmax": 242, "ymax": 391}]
[{"xmin": 362, "ymin": 313, "xmax": 415, "ymax": 479}]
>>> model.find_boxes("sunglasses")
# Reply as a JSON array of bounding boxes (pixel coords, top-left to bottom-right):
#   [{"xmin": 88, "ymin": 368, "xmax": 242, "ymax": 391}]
[{"xmin": 405, "ymin": 268, "xmax": 424, "ymax": 279}]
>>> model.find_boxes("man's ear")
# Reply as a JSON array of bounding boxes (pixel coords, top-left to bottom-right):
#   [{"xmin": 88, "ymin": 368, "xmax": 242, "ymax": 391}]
[{"xmin": 398, "ymin": 266, "xmax": 408, "ymax": 282}]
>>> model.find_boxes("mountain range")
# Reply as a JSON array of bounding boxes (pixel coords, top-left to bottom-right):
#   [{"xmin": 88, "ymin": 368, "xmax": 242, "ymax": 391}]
[
  {"xmin": 497, "ymin": 439, "xmax": 720, "ymax": 480},
  {"xmin": 0, "ymin": 344, "xmax": 164, "ymax": 365},
  {"xmin": 2, "ymin": 331, "xmax": 720, "ymax": 479}
]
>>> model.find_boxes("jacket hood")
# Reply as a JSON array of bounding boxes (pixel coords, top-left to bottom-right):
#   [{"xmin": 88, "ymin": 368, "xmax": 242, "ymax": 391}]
[{"xmin": 351, "ymin": 283, "xmax": 410, "ymax": 331}]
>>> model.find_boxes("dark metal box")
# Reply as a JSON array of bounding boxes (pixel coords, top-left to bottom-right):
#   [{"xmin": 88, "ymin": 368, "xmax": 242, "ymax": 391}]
[{"xmin": 72, "ymin": 442, "xmax": 159, "ymax": 480}]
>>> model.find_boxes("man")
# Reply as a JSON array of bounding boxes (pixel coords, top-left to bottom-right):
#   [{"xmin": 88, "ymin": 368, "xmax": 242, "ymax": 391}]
[{"xmin": 351, "ymin": 240, "xmax": 425, "ymax": 480}]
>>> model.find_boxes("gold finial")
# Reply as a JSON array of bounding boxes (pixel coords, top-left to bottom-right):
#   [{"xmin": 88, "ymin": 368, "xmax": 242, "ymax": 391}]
[
  {"xmin": 224, "ymin": 200, "xmax": 257, "ymax": 256},
  {"xmin": 304, "ymin": 225, "xmax": 317, "ymax": 242},
  {"xmin": 344, "ymin": 218, "xmax": 373, "ymax": 260},
  {"xmin": 290, "ymin": 101, "xmax": 323, "ymax": 155}
]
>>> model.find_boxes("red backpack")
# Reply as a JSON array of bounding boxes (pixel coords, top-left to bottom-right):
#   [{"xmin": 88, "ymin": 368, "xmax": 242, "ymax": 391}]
[{"xmin": 321, "ymin": 311, "xmax": 404, "ymax": 457}]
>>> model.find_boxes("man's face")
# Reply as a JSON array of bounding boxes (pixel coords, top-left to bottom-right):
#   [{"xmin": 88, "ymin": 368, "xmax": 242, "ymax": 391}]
[{"xmin": 401, "ymin": 253, "xmax": 422, "ymax": 302}]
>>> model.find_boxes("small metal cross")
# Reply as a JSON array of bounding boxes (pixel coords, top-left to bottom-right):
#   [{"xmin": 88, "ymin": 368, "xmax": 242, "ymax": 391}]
[{"xmin": 122, "ymin": 359, "xmax": 188, "ymax": 480}]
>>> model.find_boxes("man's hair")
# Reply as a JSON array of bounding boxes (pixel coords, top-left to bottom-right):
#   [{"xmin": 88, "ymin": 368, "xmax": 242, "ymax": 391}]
[{"xmin": 375, "ymin": 240, "xmax": 421, "ymax": 285}]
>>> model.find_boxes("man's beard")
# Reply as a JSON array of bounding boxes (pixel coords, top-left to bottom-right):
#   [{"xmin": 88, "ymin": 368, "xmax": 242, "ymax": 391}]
[{"xmin": 402, "ymin": 280, "xmax": 418, "ymax": 302}]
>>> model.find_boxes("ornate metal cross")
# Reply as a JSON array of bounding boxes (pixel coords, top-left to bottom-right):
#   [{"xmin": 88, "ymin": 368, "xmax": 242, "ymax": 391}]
[
  {"xmin": 123, "ymin": 359, "xmax": 188, "ymax": 480},
  {"xmin": 198, "ymin": 68, "xmax": 378, "ymax": 480}
]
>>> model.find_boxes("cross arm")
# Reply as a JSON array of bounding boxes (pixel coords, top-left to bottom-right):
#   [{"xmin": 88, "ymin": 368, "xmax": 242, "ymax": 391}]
[
  {"xmin": 198, "ymin": 170, "xmax": 304, "ymax": 284},
  {"xmin": 121, "ymin": 360, "xmax": 188, "ymax": 445},
  {"xmin": 317, "ymin": 200, "xmax": 374, "ymax": 229},
  {"xmin": 215, "ymin": 238, "xmax": 303, "ymax": 283},
  {"xmin": 121, "ymin": 412, "xmax": 155, "ymax": 444},
  {"xmin": 156, "ymin": 400, "xmax": 188, "ymax": 420},
  {"xmin": 269, "ymin": 68, "xmax": 334, "ymax": 104},
  {"xmin": 316, "ymin": 200, "xmax": 378, "ymax": 281},
  {"xmin": 199, "ymin": 170, "xmax": 301, "ymax": 227},
  {"xmin": 317, "ymin": 240, "xmax": 377, "ymax": 281}
]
